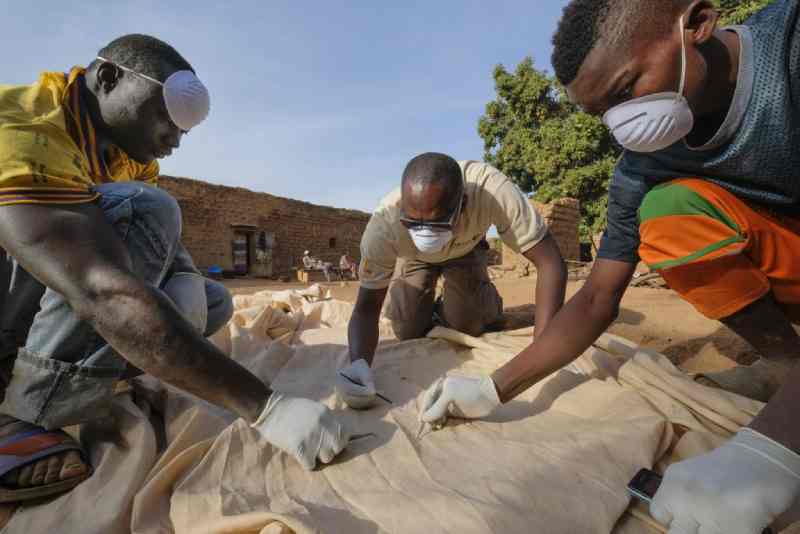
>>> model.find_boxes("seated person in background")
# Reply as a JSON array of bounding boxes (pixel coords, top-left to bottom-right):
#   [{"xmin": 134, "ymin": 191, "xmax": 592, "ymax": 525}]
[
  {"xmin": 303, "ymin": 250, "xmax": 333, "ymax": 282},
  {"xmin": 302, "ymin": 250, "xmax": 316, "ymax": 270},
  {"xmin": 0, "ymin": 34, "xmax": 348, "ymax": 504},
  {"xmin": 339, "ymin": 253, "xmax": 358, "ymax": 280},
  {"xmin": 335, "ymin": 152, "xmax": 567, "ymax": 409}
]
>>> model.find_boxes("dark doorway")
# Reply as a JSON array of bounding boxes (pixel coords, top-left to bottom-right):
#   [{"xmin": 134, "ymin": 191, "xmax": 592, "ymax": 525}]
[{"xmin": 232, "ymin": 233, "xmax": 251, "ymax": 275}]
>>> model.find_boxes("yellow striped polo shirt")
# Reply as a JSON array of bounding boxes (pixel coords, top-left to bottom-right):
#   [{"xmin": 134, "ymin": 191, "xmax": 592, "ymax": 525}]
[{"xmin": 0, "ymin": 67, "xmax": 159, "ymax": 206}]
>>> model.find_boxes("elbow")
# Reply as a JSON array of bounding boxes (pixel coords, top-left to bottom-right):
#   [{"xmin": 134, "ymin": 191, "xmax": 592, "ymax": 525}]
[
  {"xmin": 69, "ymin": 269, "xmax": 145, "ymax": 326},
  {"xmin": 580, "ymin": 285, "xmax": 622, "ymax": 327}
]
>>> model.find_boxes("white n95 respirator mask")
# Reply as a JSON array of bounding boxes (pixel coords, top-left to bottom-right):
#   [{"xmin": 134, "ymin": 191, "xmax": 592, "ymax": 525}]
[
  {"xmin": 97, "ymin": 56, "xmax": 210, "ymax": 132},
  {"xmin": 602, "ymin": 15, "xmax": 693, "ymax": 153},
  {"xmin": 409, "ymin": 227, "xmax": 453, "ymax": 254}
]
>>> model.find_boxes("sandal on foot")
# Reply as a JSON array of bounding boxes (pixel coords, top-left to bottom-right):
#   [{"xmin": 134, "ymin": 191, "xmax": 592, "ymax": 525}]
[{"xmin": 0, "ymin": 421, "xmax": 91, "ymax": 503}]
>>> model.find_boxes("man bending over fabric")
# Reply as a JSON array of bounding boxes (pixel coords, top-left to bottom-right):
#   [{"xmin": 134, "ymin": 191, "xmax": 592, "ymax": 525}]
[
  {"xmin": 419, "ymin": 2, "xmax": 800, "ymax": 533},
  {"xmin": 0, "ymin": 34, "xmax": 348, "ymax": 504},
  {"xmin": 336, "ymin": 152, "xmax": 566, "ymax": 409}
]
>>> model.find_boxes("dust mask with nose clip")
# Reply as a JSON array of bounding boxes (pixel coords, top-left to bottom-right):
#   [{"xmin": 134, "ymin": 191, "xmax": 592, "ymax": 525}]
[
  {"xmin": 97, "ymin": 57, "xmax": 210, "ymax": 132},
  {"xmin": 409, "ymin": 226, "xmax": 453, "ymax": 253},
  {"xmin": 601, "ymin": 15, "xmax": 694, "ymax": 153}
]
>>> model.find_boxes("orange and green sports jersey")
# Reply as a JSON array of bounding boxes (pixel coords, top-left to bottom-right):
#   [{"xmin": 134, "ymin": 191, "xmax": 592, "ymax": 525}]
[{"xmin": 0, "ymin": 67, "xmax": 159, "ymax": 206}]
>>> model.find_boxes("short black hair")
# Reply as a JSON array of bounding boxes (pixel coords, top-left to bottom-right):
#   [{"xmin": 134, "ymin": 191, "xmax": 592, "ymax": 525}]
[
  {"xmin": 89, "ymin": 34, "xmax": 194, "ymax": 82},
  {"xmin": 401, "ymin": 152, "xmax": 463, "ymax": 205},
  {"xmin": 552, "ymin": 0, "xmax": 611, "ymax": 86},
  {"xmin": 552, "ymin": 0, "xmax": 679, "ymax": 86}
]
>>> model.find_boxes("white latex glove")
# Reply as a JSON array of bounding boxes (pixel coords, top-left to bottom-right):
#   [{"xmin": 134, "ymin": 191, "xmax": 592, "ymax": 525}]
[
  {"xmin": 420, "ymin": 375, "xmax": 501, "ymax": 424},
  {"xmin": 251, "ymin": 393, "xmax": 349, "ymax": 471},
  {"xmin": 651, "ymin": 428, "xmax": 800, "ymax": 534},
  {"xmin": 335, "ymin": 359, "xmax": 377, "ymax": 410},
  {"xmin": 163, "ymin": 272, "xmax": 208, "ymax": 333}
]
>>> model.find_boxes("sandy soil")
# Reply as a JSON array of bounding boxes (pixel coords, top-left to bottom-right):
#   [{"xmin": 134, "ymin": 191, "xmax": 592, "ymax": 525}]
[{"xmin": 223, "ymin": 274, "xmax": 756, "ymax": 376}]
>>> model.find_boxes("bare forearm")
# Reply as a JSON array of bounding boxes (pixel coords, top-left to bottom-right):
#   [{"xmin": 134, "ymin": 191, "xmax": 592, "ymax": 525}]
[
  {"xmin": 0, "ymin": 203, "xmax": 271, "ymax": 423},
  {"xmin": 522, "ymin": 235, "xmax": 567, "ymax": 336},
  {"xmin": 348, "ymin": 311, "xmax": 380, "ymax": 365},
  {"xmin": 348, "ymin": 287, "xmax": 387, "ymax": 365},
  {"xmin": 750, "ymin": 363, "xmax": 800, "ymax": 453},
  {"xmin": 533, "ymin": 260, "xmax": 567, "ymax": 336},
  {"xmin": 90, "ymin": 284, "xmax": 271, "ymax": 423},
  {"xmin": 492, "ymin": 286, "xmax": 617, "ymax": 402}
]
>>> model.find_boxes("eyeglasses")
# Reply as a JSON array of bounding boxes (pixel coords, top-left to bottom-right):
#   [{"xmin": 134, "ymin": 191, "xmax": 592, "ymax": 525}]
[{"xmin": 399, "ymin": 192, "xmax": 463, "ymax": 231}]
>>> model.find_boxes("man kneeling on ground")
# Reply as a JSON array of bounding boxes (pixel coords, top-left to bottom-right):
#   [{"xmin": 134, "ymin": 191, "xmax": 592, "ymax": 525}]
[
  {"xmin": 336, "ymin": 152, "xmax": 567, "ymax": 409},
  {"xmin": 0, "ymin": 34, "xmax": 348, "ymax": 504}
]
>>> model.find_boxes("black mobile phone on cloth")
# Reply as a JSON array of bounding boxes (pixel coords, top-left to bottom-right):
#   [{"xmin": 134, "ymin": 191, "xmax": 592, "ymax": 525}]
[{"xmin": 627, "ymin": 469, "xmax": 773, "ymax": 534}]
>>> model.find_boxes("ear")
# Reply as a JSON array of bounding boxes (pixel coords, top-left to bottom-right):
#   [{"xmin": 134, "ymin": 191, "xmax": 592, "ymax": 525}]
[
  {"xmin": 683, "ymin": 0, "xmax": 719, "ymax": 46},
  {"xmin": 95, "ymin": 62, "xmax": 121, "ymax": 95}
]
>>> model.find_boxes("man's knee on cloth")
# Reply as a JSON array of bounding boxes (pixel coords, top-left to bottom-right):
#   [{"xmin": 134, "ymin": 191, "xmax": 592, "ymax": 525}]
[
  {"xmin": 391, "ymin": 317, "xmax": 431, "ymax": 341},
  {"xmin": 441, "ymin": 312, "xmax": 485, "ymax": 338}
]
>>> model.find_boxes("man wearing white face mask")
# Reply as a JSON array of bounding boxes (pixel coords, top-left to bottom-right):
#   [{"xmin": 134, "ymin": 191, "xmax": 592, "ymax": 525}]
[
  {"xmin": 0, "ymin": 34, "xmax": 350, "ymax": 504},
  {"xmin": 336, "ymin": 152, "xmax": 566, "ymax": 410},
  {"xmin": 420, "ymin": 1, "xmax": 800, "ymax": 533}
]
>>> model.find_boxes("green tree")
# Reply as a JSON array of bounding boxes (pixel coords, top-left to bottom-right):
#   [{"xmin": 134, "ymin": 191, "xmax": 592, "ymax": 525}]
[
  {"xmin": 478, "ymin": 58, "xmax": 619, "ymax": 240},
  {"xmin": 478, "ymin": 0, "xmax": 773, "ymax": 242},
  {"xmin": 717, "ymin": 0, "xmax": 772, "ymax": 24}
]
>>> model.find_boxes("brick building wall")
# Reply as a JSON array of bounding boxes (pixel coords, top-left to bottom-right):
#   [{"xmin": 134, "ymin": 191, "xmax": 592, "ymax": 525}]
[
  {"xmin": 500, "ymin": 198, "xmax": 581, "ymax": 269},
  {"xmin": 159, "ymin": 176, "xmax": 371, "ymax": 277}
]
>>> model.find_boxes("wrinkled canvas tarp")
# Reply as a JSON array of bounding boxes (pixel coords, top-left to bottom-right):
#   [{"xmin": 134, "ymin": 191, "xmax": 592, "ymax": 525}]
[{"xmin": 1, "ymin": 285, "xmax": 769, "ymax": 534}]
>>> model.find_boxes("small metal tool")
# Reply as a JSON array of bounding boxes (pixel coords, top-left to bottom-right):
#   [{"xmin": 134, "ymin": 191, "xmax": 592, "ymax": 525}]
[
  {"xmin": 349, "ymin": 432, "xmax": 377, "ymax": 443},
  {"xmin": 338, "ymin": 372, "xmax": 393, "ymax": 404},
  {"xmin": 415, "ymin": 420, "xmax": 444, "ymax": 440}
]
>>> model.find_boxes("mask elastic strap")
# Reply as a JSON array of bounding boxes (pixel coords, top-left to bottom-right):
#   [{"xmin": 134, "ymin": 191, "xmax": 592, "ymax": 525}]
[
  {"xmin": 677, "ymin": 15, "xmax": 687, "ymax": 98},
  {"xmin": 96, "ymin": 56, "xmax": 164, "ymax": 87}
]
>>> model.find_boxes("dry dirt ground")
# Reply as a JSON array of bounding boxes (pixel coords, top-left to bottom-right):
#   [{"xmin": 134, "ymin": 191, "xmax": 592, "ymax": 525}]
[{"xmin": 224, "ymin": 274, "xmax": 757, "ymax": 376}]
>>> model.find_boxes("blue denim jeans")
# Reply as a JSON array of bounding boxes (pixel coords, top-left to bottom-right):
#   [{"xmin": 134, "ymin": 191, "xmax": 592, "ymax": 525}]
[{"xmin": 0, "ymin": 182, "xmax": 233, "ymax": 429}]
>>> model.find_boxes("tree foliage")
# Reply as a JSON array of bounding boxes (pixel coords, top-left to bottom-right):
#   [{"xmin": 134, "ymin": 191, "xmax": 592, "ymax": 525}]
[
  {"xmin": 478, "ymin": 58, "xmax": 619, "ymax": 239},
  {"xmin": 717, "ymin": 0, "xmax": 772, "ymax": 24},
  {"xmin": 478, "ymin": 0, "xmax": 772, "ymax": 241}
]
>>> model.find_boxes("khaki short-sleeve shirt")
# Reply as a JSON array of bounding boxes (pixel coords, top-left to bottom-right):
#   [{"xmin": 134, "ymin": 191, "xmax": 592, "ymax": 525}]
[{"xmin": 359, "ymin": 160, "xmax": 547, "ymax": 290}]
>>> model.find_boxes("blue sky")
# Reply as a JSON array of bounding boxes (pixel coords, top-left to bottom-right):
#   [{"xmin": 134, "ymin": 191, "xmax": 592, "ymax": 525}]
[{"xmin": 8, "ymin": 1, "xmax": 568, "ymax": 213}]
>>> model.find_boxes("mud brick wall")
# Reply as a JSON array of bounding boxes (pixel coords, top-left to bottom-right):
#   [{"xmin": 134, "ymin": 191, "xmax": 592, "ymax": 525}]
[
  {"xmin": 159, "ymin": 176, "xmax": 370, "ymax": 276},
  {"xmin": 501, "ymin": 198, "xmax": 581, "ymax": 269}
]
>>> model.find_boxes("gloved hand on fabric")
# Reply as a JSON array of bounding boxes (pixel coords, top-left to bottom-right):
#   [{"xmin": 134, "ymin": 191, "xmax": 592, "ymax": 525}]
[
  {"xmin": 336, "ymin": 359, "xmax": 378, "ymax": 410},
  {"xmin": 163, "ymin": 272, "xmax": 208, "ymax": 333},
  {"xmin": 419, "ymin": 375, "xmax": 501, "ymax": 425},
  {"xmin": 251, "ymin": 393, "xmax": 350, "ymax": 471},
  {"xmin": 651, "ymin": 428, "xmax": 800, "ymax": 534}
]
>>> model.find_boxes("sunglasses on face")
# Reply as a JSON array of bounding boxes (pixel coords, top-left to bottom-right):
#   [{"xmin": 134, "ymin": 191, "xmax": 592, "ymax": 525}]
[{"xmin": 399, "ymin": 192, "xmax": 463, "ymax": 231}]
